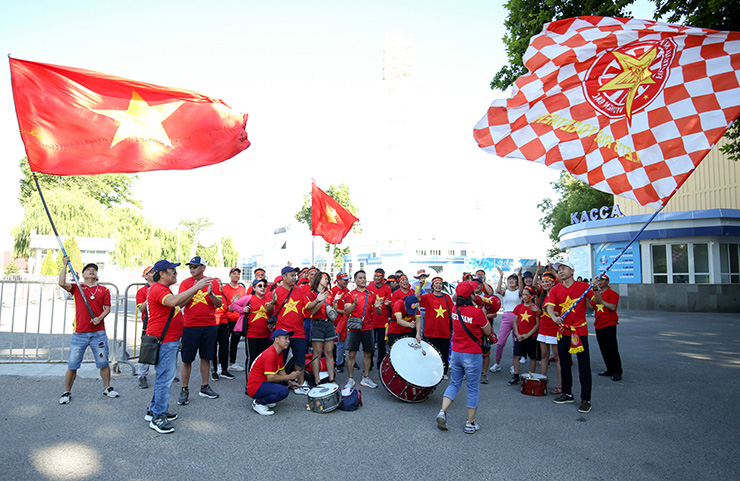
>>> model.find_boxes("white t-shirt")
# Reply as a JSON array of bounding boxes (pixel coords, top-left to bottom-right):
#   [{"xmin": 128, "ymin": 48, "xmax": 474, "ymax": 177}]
[{"xmin": 502, "ymin": 289, "xmax": 521, "ymax": 313}]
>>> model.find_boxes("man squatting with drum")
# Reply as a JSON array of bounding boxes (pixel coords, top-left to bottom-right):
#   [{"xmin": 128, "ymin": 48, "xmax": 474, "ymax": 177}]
[{"xmin": 247, "ymin": 329, "xmax": 301, "ymax": 416}]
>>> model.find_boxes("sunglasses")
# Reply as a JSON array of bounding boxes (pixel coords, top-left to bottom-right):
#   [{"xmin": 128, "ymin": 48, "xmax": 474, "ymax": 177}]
[{"xmin": 189, "ymin": 265, "xmax": 201, "ymax": 269}]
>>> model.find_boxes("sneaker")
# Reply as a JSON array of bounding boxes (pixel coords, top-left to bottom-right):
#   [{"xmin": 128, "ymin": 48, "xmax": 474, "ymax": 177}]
[
  {"xmin": 578, "ymin": 400, "xmax": 592, "ymax": 413},
  {"xmin": 360, "ymin": 377, "xmax": 378, "ymax": 389},
  {"xmin": 220, "ymin": 370, "xmax": 235, "ymax": 380},
  {"xmin": 229, "ymin": 363, "xmax": 245, "ymax": 372},
  {"xmin": 58, "ymin": 392, "xmax": 71, "ymax": 404},
  {"xmin": 149, "ymin": 414, "xmax": 175, "ymax": 434},
  {"xmin": 145, "ymin": 410, "xmax": 178, "ymax": 422},
  {"xmin": 174, "ymin": 376, "xmax": 180, "ymax": 383},
  {"xmin": 199, "ymin": 385, "xmax": 219, "ymax": 399},
  {"xmin": 507, "ymin": 375, "xmax": 519, "ymax": 386},
  {"xmin": 138, "ymin": 377, "xmax": 148, "ymax": 389},
  {"xmin": 598, "ymin": 370, "xmax": 613, "ymax": 377},
  {"xmin": 177, "ymin": 387, "xmax": 189, "ymax": 405},
  {"xmin": 211, "ymin": 371, "xmax": 220, "ymax": 381},
  {"xmin": 480, "ymin": 374, "xmax": 489, "ymax": 384},
  {"xmin": 293, "ymin": 386, "xmax": 310, "ymax": 395},
  {"xmin": 442, "ymin": 374, "xmax": 449, "ymax": 380},
  {"xmin": 335, "ymin": 363, "xmax": 344, "ymax": 373},
  {"xmin": 252, "ymin": 399, "xmax": 274, "ymax": 415},
  {"xmin": 436, "ymin": 410, "xmax": 448, "ymax": 431},
  {"xmin": 464, "ymin": 420, "xmax": 480, "ymax": 434},
  {"xmin": 520, "ymin": 357, "xmax": 527, "ymax": 363},
  {"xmin": 344, "ymin": 378, "xmax": 355, "ymax": 390},
  {"xmin": 489, "ymin": 363, "xmax": 501, "ymax": 373},
  {"xmin": 553, "ymin": 393, "xmax": 575, "ymax": 404},
  {"xmin": 612, "ymin": 374, "xmax": 622, "ymax": 382},
  {"xmin": 510, "ymin": 366, "xmax": 515, "ymax": 375},
  {"xmin": 103, "ymin": 387, "xmax": 120, "ymax": 398}
]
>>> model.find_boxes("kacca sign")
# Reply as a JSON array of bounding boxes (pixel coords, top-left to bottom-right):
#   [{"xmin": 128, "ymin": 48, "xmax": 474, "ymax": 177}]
[{"xmin": 570, "ymin": 204, "xmax": 624, "ymax": 225}]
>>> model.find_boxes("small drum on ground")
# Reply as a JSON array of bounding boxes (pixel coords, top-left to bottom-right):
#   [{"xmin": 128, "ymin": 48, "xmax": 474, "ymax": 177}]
[
  {"xmin": 520, "ymin": 373, "xmax": 548, "ymax": 396},
  {"xmin": 380, "ymin": 338, "xmax": 444, "ymax": 403},
  {"xmin": 306, "ymin": 383, "xmax": 341, "ymax": 413}
]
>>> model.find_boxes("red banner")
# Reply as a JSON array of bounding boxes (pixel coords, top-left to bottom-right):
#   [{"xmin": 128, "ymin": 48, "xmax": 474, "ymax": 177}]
[
  {"xmin": 311, "ymin": 182, "xmax": 358, "ymax": 245},
  {"xmin": 10, "ymin": 58, "xmax": 249, "ymax": 175}
]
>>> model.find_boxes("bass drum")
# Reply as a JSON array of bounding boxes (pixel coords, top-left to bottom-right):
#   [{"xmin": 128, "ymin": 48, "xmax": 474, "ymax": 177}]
[{"xmin": 380, "ymin": 338, "xmax": 444, "ymax": 403}]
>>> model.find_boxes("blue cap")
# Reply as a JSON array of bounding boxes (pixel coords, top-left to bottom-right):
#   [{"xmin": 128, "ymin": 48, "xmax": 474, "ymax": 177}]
[
  {"xmin": 281, "ymin": 266, "xmax": 300, "ymax": 276},
  {"xmin": 253, "ymin": 278, "xmax": 267, "ymax": 286},
  {"xmin": 153, "ymin": 260, "xmax": 180, "ymax": 272},
  {"xmin": 187, "ymin": 256, "xmax": 206, "ymax": 267},
  {"xmin": 405, "ymin": 295, "xmax": 419, "ymax": 316},
  {"xmin": 271, "ymin": 328, "xmax": 294, "ymax": 340}
]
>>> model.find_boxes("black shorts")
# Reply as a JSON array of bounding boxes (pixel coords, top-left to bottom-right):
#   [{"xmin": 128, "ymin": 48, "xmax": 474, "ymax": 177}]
[
  {"xmin": 513, "ymin": 336, "xmax": 538, "ymax": 359},
  {"xmin": 346, "ymin": 329, "xmax": 374, "ymax": 352},
  {"xmin": 181, "ymin": 326, "xmax": 218, "ymax": 363}
]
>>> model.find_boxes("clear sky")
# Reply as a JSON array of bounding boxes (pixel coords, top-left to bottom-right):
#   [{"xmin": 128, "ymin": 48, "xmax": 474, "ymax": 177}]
[{"xmin": 0, "ymin": 0, "xmax": 658, "ymax": 263}]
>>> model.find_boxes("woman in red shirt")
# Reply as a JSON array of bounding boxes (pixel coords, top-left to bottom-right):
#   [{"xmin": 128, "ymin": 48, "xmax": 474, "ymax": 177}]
[{"xmin": 307, "ymin": 272, "xmax": 336, "ymax": 384}]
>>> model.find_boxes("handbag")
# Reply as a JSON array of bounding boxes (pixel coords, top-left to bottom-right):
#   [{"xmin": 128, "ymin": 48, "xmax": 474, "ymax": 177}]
[
  {"xmin": 325, "ymin": 299, "xmax": 338, "ymax": 323},
  {"xmin": 347, "ymin": 290, "xmax": 369, "ymax": 330},
  {"xmin": 456, "ymin": 306, "xmax": 490, "ymax": 353},
  {"xmin": 268, "ymin": 286, "xmax": 293, "ymax": 325},
  {"xmin": 139, "ymin": 308, "xmax": 176, "ymax": 365}
]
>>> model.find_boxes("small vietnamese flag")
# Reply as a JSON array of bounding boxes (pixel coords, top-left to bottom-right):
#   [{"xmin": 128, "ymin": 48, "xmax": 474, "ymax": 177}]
[
  {"xmin": 10, "ymin": 57, "xmax": 250, "ymax": 175},
  {"xmin": 311, "ymin": 181, "xmax": 359, "ymax": 245}
]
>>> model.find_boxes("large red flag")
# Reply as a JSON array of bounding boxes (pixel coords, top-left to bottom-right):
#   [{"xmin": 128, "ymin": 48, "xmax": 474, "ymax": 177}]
[
  {"xmin": 10, "ymin": 58, "xmax": 249, "ymax": 175},
  {"xmin": 311, "ymin": 182, "xmax": 359, "ymax": 245},
  {"xmin": 474, "ymin": 17, "xmax": 740, "ymax": 209}
]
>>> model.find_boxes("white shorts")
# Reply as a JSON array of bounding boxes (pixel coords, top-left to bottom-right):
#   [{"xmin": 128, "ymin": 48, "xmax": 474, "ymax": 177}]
[{"xmin": 537, "ymin": 334, "xmax": 558, "ymax": 345}]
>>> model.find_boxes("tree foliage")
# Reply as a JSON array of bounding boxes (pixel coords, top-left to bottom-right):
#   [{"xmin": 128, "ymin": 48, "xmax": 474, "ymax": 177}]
[
  {"xmin": 538, "ymin": 172, "xmax": 613, "ymax": 256},
  {"xmin": 62, "ymin": 237, "xmax": 83, "ymax": 273},
  {"xmin": 108, "ymin": 208, "xmax": 162, "ymax": 268},
  {"xmin": 40, "ymin": 251, "xmax": 57, "ymax": 275},
  {"xmin": 4, "ymin": 260, "xmax": 20, "ymax": 277}
]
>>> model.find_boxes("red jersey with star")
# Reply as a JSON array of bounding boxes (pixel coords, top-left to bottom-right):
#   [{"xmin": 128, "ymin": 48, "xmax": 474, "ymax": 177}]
[
  {"xmin": 389, "ymin": 299, "xmax": 416, "ymax": 335},
  {"xmin": 545, "ymin": 281, "xmax": 594, "ymax": 336},
  {"xmin": 347, "ymin": 288, "xmax": 377, "ymax": 331},
  {"xmin": 221, "ymin": 283, "xmax": 247, "ymax": 322},
  {"xmin": 513, "ymin": 303, "xmax": 539, "ymax": 336},
  {"xmin": 70, "ymin": 284, "xmax": 110, "ymax": 333},
  {"xmin": 537, "ymin": 292, "xmax": 558, "ymax": 337},
  {"xmin": 247, "ymin": 344, "xmax": 284, "ymax": 397},
  {"xmin": 273, "ymin": 285, "xmax": 309, "ymax": 337},
  {"xmin": 590, "ymin": 288, "xmax": 619, "ymax": 329},
  {"xmin": 367, "ymin": 282, "xmax": 392, "ymax": 329},
  {"xmin": 246, "ymin": 294, "xmax": 272, "ymax": 338},
  {"xmin": 146, "ymin": 282, "xmax": 184, "ymax": 343},
  {"xmin": 330, "ymin": 285, "xmax": 350, "ymax": 327},
  {"xmin": 419, "ymin": 293, "xmax": 452, "ymax": 338},
  {"xmin": 178, "ymin": 277, "xmax": 221, "ymax": 327}
]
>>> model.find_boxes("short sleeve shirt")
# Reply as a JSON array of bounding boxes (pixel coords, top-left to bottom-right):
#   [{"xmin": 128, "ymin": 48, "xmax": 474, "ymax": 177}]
[
  {"xmin": 545, "ymin": 281, "xmax": 595, "ymax": 336},
  {"xmin": 367, "ymin": 282, "xmax": 392, "ymax": 328},
  {"xmin": 274, "ymin": 285, "xmax": 309, "ymax": 337},
  {"xmin": 590, "ymin": 288, "xmax": 619, "ymax": 329},
  {"xmin": 389, "ymin": 299, "xmax": 415, "ymax": 335},
  {"xmin": 450, "ymin": 305, "xmax": 488, "ymax": 354},
  {"xmin": 419, "ymin": 293, "xmax": 452, "ymax": 338},
  {"xmin": 178, "ymin": 277, "xmax": 221, "ymax": 327},
  {"xmin": 247, "ymin": 345, "xmax": 284, "ymax": 397},
  {"xmin": 146, "ymin": 282, "xmax": 185, "ymax": 343},
  {"xmin": 347, "ymin": 289, "xmax": 377, "ymax": 331},
  {"xmin": 70, "ymin": 284, "xmax": 110, "ymax": 333}
]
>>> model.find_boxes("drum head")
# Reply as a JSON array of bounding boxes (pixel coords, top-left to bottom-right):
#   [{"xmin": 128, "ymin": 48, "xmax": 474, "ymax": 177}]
[
  {"xmin": 308, "ymin": 383, "xmax": 339, "ymax": 397},
  {"xmin": 389, "ymin": 339, "xmax": 444, "ymax": 387},
  {"xmin": 530, "ymin": 374, "xmax": 547, "ymax": 381}
]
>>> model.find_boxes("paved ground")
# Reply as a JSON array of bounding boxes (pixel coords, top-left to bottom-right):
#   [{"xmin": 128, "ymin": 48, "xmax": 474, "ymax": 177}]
[{"xmin": 0, "ymin": 310, "xmax": 738, "ymax": 480}]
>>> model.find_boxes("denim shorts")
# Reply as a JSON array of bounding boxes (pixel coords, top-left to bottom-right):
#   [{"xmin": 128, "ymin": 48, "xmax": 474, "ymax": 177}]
[
  {"xmin": 311, "ymin": 319, "xmax": 338, "ymax": 342},
  {"xmin": 68, "ymin": 331, "xmax": 109, "ymax": 370},
  {"xmin": 181, "ymin": 326, "xmax": 218, "ymax": 363}
]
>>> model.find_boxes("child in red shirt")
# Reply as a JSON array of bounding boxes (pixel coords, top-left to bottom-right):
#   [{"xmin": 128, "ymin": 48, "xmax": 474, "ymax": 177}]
[{"xmin": 508, "ymin": 286, "xmax": 540, "ymax": 386}]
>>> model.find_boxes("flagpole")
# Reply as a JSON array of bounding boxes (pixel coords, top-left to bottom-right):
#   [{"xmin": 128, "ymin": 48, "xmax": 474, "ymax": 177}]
[
  {"xmin": 31, "ymin": 172, "xmax": 96, "ymax": 319},
  {"xmin": 311, "ymin": 235, "xmax": 315, "ymax": 268}
]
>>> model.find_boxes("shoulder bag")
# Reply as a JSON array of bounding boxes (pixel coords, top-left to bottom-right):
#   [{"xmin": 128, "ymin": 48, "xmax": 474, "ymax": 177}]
[
  {"xmin": 347, "ymin": 291, "xmax": 369, "ymax": 330},
  {"xmin": 139, "ymin": 308, "xmax": 176, "ymax": 365}
]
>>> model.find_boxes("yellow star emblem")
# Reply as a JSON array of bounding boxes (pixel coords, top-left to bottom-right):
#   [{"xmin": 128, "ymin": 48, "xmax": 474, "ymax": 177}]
[
  {"xmin": 251, "ymin": 305, "xmax": 268, "ymax": 322},
  {"xmin": 323, "ymin": 206, "xmax": 338, "ymax": 224},
  {"xmin": 520, "ymin": 311, "xmax": 532, "ymax": 323},
  {"xmin": 558, "ymin": 296, "xmax": 577, "ymax": 314},
  {"xmin": 283, "ymin": 298, "xmax": 300, "ymax": 315},
  {"xmin": 434, "ymin": 305, "xmax": 446, "ymax": 318},
  {"xmin": 93, "ymin": 90, "xmax": 183, "ymax": 148},
  {"xmin": 598, "ymin": 47, "xmax": 657, "ymax": 122},
  {"xmin": 595, "ymin": 304, "xmax": 605, "ymax": 312},
  {"xmin": 190, "ymin": 290, "xmax": 208, "ymax": 307}
]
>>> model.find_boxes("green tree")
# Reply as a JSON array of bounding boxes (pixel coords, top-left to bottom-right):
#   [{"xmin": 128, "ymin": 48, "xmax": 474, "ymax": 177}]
[
  {"xmin": 538, "ymin": 172, "xmax": 613, "ymax": 257},
  {"xmin": 18, "ymin": 158, "xmax": 140, "ymax": 208},
  {"xmin": 295, "ymin": 184, "xmax": 361, "ymax": 268},
  {"xmin": 4, "ymin": 260, "xmax": 20, "ymax": 277},
  {"xmin": 222, "ymin": 236, "xmax": 238, "ymax": 268},
  {"xmin": 108, "ymin": 208, "xmax": 163, "ymax": 268},
  {"xmin": 63, "ymin": 237, "xmax": 83, "ymax": 273},
  {"xmin": 40, "ymin": 251, "xmax": 57, "ymax": 275}
]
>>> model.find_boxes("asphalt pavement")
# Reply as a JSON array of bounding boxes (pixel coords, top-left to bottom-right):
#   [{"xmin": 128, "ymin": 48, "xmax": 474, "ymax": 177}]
[{"xmin": 0, "ymin": 310, "xmax": 738, "ymax": 480}]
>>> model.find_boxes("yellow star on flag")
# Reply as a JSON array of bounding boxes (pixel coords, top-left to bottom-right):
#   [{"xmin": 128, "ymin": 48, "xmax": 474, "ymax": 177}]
[
  {"xmin": 251, "ymin": 305, "xmax": 268, "ymax": 322},
  {"xmin": 598, "ymin": 47, "xmax": 657, "ymax": 121},
  {"xmin": 283, "ymin": 298, "xmax": 300, "ymax": 315},
  {"xmin": 323, "ymin": 206, "xmax": 338, "ymax": 224},
  {"xmin": 190, "ymin": 290, "xmax": 208, "ymax": 307},
  {"xmin": 93, "ymin": 90, "xmax": 183, "ymax": 148},
  {"xmin": 520, "ymin": 311, "xmax": 532, "ymax": 323},
  {"xmin": 595, "ymin": 304, "xmax": 605, "ymax": 312},
  {"xmin": 434, "ymin": 305, "xmax": 446, "ymax": 318}
]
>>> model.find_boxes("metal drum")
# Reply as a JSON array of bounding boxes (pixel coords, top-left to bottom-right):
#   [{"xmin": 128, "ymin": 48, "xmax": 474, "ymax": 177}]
[
  {"xmin": 520, "ymin": 373, "xmax": 548, "ymax": 396},
  {"xmin": 380, "ymin": 338, "xmax": 444, "ymax": 403},
  {"xmin": 305, "ymin": 383, "xmax": 341, "ymax": 413}
]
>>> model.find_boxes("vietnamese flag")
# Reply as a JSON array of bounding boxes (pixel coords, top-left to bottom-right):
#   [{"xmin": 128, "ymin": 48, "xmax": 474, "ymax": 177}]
[
  {"xmin": 10, "ymin": 57, "xmax": 250, "ymax": 175},
  {"xmin": 311, "ymin": 182, "xmax": 359, "ymax": 245}
]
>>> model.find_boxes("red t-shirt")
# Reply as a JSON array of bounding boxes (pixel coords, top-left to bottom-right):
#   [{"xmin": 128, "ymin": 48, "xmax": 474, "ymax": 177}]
[
  {"xmin": 246, "ymin": 295, "xmax": 272, "ymax": 339},
  {"xmin": 513, "ymin": 303, "xmax": 539, "ymax": 336},
  {"xmin": 590, "ymin": 288, "xmax": 619, "ymax": 329},
  {"xmin": 389, "ymin": 299, "xmax": 415, "ymax": 335},
  {"xmin": 146, "ymin": 282, "xmax": 185, "ymax": 343},
  {"xmin": 419, "ymin": 293, "xmax": 452, "ymax": 338},
  {"xmin": 545, "ymin": 281, "xmax": 595, "ymax": 336},
  {"xmin": 135, "ymin": 284, "xmax": 149, "ymax": 330},
  {"xmin": 221, "ymin": 283, "xmax": 247, "ymax": 322},
  {"xmin": 367, "ymin": 282, "xmax": 392, "ymax": 329},
  {"xmin": 273, "ymin": 285, "xmax": 309, "ymax": 338},
  {"xmin": 537, "ymin": 292, "xmax": 558, "ymax": 337},
  {"xmin": 70, "ymin": 284, "xmax": 110, "ymax": 333},
  {"xmin": 246, "ymin": 344, "xmax": 284, "ymax": 397},
  {"xmin": 307, "ymin": 290, "xmax": 329, "ymax": 319},
  {"xmin": 347, "ymin": 289, "xmax": 377, "ymax": 331},
  {"xmin": 330, "ymin": 286, "xmax": 349, "ymax": 327},
  {"xmin": 178, "ymin": 277, "xmax": 221, "ymax": 327},
  {"xmin": 450, "ymin": 305, "xmax": 488, "ymax": 354},
  {"xmin": 391, "ymin": 287, "xmax": 412, "ymax": 304}
]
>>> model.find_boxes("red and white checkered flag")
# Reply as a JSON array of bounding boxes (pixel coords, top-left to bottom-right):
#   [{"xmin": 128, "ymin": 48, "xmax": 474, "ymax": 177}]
[{"xmin": 474, "ymin": 17, "xmax": 740, "ymax": 209}]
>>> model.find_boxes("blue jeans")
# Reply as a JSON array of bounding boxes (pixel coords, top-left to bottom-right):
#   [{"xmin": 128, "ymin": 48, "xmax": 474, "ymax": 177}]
[
  {"xmin": 252, "ymin": 382, "xmax": 289, "ymax": 405},
  {"xmin": 149, "ymin": 341, "xmax": 179, "ymax": 416},
  {"xmin": 443, "ymin": 351, "xmax": 483, "ymax": 409},
  {"xmin": 68, "ymin": 331, "xmax": 109, "ymax": 369}
]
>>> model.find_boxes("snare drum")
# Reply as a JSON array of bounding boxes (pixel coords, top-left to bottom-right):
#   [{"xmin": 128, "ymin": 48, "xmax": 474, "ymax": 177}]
[
  {"xmin": 520, "ymin": 373, "xmax": 548, "ymax": 396},
  {"xmin": 306, "ymin": 383, "xmax": 341, "ymax": 413},
  {"xmin": 380, "ymin": 338, "xmax": 444, "ymax": 403}
]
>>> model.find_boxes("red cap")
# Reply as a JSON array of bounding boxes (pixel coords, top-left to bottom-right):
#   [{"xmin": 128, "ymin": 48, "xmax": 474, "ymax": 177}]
[
  {"xmin": 142, "ymin": 266, "xmax": 153, "ymax": 278},
  {"xmin": 456, "ymin": 281, "xmax": 476, "ymax": 298}
]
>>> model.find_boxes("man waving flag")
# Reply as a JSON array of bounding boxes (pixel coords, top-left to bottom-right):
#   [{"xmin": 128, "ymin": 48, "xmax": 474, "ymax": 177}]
[
  {"xmin": 10, "ymin": 57, "xmax": 249, "ymax": 175},
  {"xmin": 474, "ymin": 17, "xmax": 740, "ymax": 208}
]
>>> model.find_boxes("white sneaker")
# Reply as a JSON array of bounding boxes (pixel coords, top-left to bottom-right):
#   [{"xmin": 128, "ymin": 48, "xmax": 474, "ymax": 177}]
[
  {"xmin": 520, "ymin": 357, "xmax": 527, "ymax": 364},
  {"xmin": 229, "ymin": 363, "xmax": 245, "ymax": 372},
  {"xmin": 293, "ymin": 386, "xmax": 310, "ymax": 395},
  {"xmin": 489, "ymin": 363, "xmax": 501, "ymax": 373},
  {"xmin": 102, "ymin": 387, "xmax": 119, "ymax": 398},
  {"xmin": 510, "ymin": 366, "xmax": 515, "ymax": 375},
  {"xmin": 58, "ymin": 392, "xmax": 71, "ymax": 404},
  {"xmin": 345, "ymin": 378, "xmax": 356, "ymax": 390},
  {"xmin": 252, "ymin": 399, "xmax": 274, "ymax": 415},
  {"xmin": 360, "ymin": 377, "xmax": 378, "ymax": 389},
  {"xmin": 267, "ymin": 403, "xmax": 276, "ymax": 408}
]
